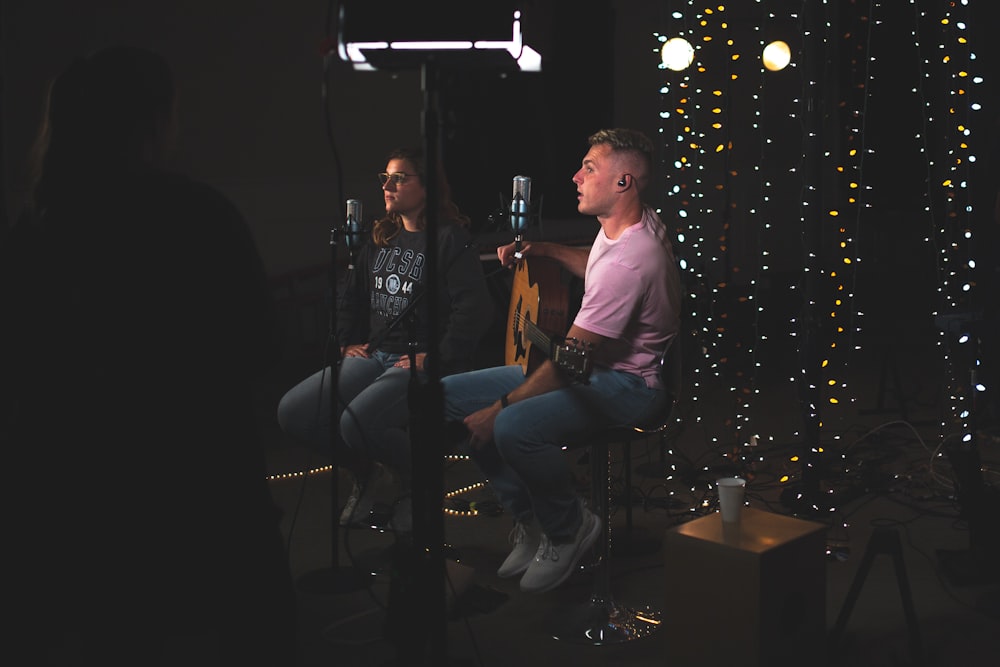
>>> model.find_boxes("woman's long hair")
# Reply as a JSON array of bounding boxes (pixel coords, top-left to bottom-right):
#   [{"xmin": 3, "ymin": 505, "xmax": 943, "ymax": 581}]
[
  {"xmin": 371, "ymin": 146, "xmax": 471, "ymax": 247},
  {"xmin": 26, "ymin": 46, "xmax": 175, "ymax": 214}
]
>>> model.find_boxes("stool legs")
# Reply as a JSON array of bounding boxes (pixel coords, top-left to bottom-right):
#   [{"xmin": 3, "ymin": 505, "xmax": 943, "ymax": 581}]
[{"xmin": 551, "ymin": 440, "xmax": 663, "ymax": 644}]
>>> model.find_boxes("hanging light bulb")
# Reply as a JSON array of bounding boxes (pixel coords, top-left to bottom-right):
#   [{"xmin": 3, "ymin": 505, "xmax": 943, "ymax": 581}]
[
  {"xmin": 762, "ymin": 40, "xmax": 791, "ymax": 71},
  {"xmin": 662, "ymin": 37, "xmax": 695, "ymax": 71}
]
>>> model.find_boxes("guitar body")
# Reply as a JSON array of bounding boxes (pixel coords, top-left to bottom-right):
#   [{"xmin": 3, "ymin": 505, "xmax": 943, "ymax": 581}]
[{"xmin": 505, "ymin": 257, "xmax": 571, "ymax": 375}]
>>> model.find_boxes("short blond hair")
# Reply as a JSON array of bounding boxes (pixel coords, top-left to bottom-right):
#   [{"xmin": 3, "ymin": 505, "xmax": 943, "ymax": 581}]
[{"xmin": 588, "ymin": 128, "xmax": 654, "ymax": 190}]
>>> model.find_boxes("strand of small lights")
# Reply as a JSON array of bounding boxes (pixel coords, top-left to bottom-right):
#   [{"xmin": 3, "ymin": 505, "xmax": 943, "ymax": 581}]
[
  {"xmin": 702, "ymin": 3, "xmax": 759, "ymax": 466},
  {"xmin": 716, "ymin": 3, "xmax": 760, "ymax": 472},
  {"xmin": 442, "ymin": 453, "xmax": 488, "ymax": 517},
  {"xmin": 265, "ymin": 460, "xmax": 487, "ymax": 518},
  {"xmin": 904, "ymin": 2, "xmax": 940, "ymax": 444},
  {"xmin": 947, "ymin": 0, "xmax": 985, "ymax": 446},
  {"xmin": 791, "ymin": 0, "xmax": 829, "ymax": 508},
  {"xmin": 265, "ymin": 464, "xmax": 333, "ymax": 482},
  {"xmin": 772, "ymin": 3, "xmax": 804, "ymax": 494},
  {"xmin": 712, "ymin": 3, "xmax": 757, "ymax": 466},
  {"xmin": 658, "ymin": 2, "xmax": 759, "ymax": 466},
  {"xmin": 747, "ymin": 0, "xmax": 801, "ymax": 466},
  {"xmin": 909, "ymin": 1, "xmax": 948, "ymax": 439},
  {"xmin": 915, "ymin": 0, "xmax": 983, "ymax": 446},
  {"xmin": 265, "ymin": 455, "xmax": 476, "ymax": 482},
  {"xmin": 801, "ymin": 0, "xmax": 876, "ymax": 499},
  {"xmin": 836, "ymin": 0, "xmax": 876, "ymax": 436},
  {"xmin": 442, "ymin": 482, "xmax": 488, "ymax": 517},
  {"xmin": 820, "ymin": 0, "xmax": 870, "ymax": 436},
  {"xmin": 655, "ymin": 5, "xmax": 711, "ymax": 506},
  {"xmin": 748, "ymin": 2, "xmax": 813, "ymax": 491},
  {"xmin": 956, "ymin": 0, "xmax": 988, "ymax": 440},
  {"xmin": 749, "ymin": 2, "xmax": 767, "ymax": 467},
  {"xmin": 657, "ymin": 3, "xmax": 707, "ymax": 425},
  {"xmin": 746, "ymin": 1, "xmax": 766, "ymax": 470},
  {"xmin": 770, "ymin": 1, "xmax": 818, "ymax": 493},
  {"xmin": 656, "ymin": 3, "xmax": 707, "ymax": 458}
]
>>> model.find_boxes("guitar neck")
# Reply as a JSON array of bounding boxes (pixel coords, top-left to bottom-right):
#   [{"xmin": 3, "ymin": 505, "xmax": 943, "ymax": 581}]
[{"xmin": 522, "ymin": 319, "xmax": 553, "ymax": 358}]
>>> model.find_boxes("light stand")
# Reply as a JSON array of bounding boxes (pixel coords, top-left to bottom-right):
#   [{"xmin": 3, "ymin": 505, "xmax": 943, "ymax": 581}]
[
  {"xmin": 383, "ymin": 58, "xmax": 450, "ymax": 667},
  {"xmin": 337, "ymin": 5, "xmax": 542, "ymax": 663},
  {"xmin": 295, "ymin": 223, "xmax": 373, "ymax": 595}
]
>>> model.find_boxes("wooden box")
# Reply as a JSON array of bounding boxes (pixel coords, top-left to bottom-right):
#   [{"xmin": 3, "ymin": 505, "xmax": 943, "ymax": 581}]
[{"xmin": 663, "ymin": 508, "xmax": 827, "ymax": 666}]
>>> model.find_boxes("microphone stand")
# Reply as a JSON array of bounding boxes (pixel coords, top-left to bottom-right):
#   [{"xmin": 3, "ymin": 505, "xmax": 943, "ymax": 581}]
[{"xmin": 296, "ymin": 223, "xmax": 373, "ymax": 595}]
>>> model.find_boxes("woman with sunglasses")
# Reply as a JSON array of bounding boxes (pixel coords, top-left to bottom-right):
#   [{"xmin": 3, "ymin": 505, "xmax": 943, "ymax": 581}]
[{"xmin": 277, "ymin": 146, "xmax": 493, "ymax": 532}]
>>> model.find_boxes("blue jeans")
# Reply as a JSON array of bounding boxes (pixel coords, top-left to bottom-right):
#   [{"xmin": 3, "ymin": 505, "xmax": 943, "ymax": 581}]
[
  {"xmin": 441, "ymin": 365, "xmax": 668, "ymax": 541},
  {"xmin": 276, "ymin": 351, "xmax": 417, "ymax": 469}
]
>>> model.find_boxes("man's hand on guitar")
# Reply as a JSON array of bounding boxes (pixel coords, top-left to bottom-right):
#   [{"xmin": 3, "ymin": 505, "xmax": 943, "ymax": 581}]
[
  {"xmin": 463, "ymin": 402, "xmax": 502, "ymax": 450},
  {"xmin": 498, "ymin": 241, "xmax": 531, "ymax": 268}
]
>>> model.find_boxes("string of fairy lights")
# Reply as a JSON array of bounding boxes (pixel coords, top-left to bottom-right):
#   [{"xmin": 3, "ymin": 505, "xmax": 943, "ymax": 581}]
[
  {"xmin": 265, "ymin": 455, "xmax": 488, "ymax": 518},
  {"xmin": 912, "ymin": 0, "xmax": 985, "ymax": 444},
  {"xmin": 750, "ymin": 5, "xmax": 782, "ymax": 458},
  {"xmin": 654, "ymin": 0, "xmax": 987, "ymax": 506},
  {"xmin": 828, "ymin": 0, "xmax": 872, "ymax": 442},
  {"xmin": 656, "ymin": 4, "xmax": 761, "ymax": 469},
  {"xmin": 656, "ymin": 2, "xmax": 797, "ymax": 474}
]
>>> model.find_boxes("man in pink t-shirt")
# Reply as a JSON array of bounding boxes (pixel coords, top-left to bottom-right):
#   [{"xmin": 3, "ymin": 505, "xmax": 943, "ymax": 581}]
[{"xmin": 442, "ymin": 128, "xmax": 681, "ymax": 594}]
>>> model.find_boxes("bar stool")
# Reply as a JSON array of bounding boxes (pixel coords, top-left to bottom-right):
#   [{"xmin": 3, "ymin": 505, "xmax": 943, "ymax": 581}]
[{"xmin": 551, "ymin": 334, "xmax": 682, "ymax": 644}]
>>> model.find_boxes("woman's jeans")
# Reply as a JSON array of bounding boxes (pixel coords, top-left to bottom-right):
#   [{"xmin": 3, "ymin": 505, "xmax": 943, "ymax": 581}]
[
  {"xmin": 441, "ymin": 365, "xmax": 669, "ymax": 542},
  {"xmin": 276, "ymin": 351, "xmax": 417, "ymax": 470}
]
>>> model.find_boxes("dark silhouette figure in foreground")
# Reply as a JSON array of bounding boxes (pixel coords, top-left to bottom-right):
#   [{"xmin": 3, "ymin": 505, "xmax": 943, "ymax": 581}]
[{"xmin": 1, "ymin": 46, "xmax": 297, "ymax": 666}]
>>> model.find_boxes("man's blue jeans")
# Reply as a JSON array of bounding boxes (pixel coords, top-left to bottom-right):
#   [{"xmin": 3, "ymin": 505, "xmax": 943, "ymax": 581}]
[{"xmin": 441, "ymin": 365, "xmax": 669, "ymax": 542}]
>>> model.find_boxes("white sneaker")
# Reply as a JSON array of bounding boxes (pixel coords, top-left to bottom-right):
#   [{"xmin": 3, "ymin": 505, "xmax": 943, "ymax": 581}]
[
  {"xmin": 339, "ymin": 463, "xmax": 384, "ymax": 527},
  {"xmin": 497, "ymin": 518, "xmax": 542, "ymax": 578},
  {"xmin": 519, "ymin": 505, "xmax": 601, "ymax": 594}
]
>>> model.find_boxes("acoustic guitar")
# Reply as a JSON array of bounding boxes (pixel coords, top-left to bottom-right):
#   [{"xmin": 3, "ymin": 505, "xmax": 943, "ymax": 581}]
[{"xmin": 505, "ymin": 257, "xmax": 591, "ymax": 381}]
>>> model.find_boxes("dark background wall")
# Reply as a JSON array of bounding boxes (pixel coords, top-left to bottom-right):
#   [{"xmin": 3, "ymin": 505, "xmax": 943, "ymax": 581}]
[
  {"xmin": 1, "ymin": 0, "xmax": 997, "ymax": 293},
  {"xmin": 0, "ymin": 0, "xmax": 619, "ymax": 277}
]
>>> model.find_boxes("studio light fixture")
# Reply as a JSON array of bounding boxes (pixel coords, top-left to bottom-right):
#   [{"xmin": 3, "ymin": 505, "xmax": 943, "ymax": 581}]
[{"xmin": 337, "ymin": 2, "xmax": 542, "ymax": 72}]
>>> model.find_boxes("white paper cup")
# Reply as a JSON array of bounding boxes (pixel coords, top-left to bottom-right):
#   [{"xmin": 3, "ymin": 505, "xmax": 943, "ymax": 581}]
[{"xmin": 716, "ymin": 477, "xmax": 746, "ymax": 523}]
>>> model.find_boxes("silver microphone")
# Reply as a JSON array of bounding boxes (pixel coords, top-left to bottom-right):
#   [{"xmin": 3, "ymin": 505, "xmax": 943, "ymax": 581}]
[
  {"xmin": 511, "ymin": 175, "xmax": 531, "ymax": 234},
  {"xmin": 345, "ymin": 198, "xmax": 363, "ymax": 267}
]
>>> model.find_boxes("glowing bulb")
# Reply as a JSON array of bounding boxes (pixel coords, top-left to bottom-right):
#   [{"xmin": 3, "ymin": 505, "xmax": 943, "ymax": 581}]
[
  {"xmin": 762, "ymin": 40, "xmax": 791, "ymax": 71},
  {"xmin": 661, "ymin": 37, "xmax": 695, "ymax": 71}
]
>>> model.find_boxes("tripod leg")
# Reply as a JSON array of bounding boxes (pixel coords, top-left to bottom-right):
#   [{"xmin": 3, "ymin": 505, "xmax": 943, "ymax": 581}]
[
  {"xmin": 830, "ymin": 528, "xmax": 925, "ymax": 665},
  {"xmin": 888, "ymin": 537, "xmax": 924, "ymax": 666},
  {"xmin": 829, "ymin": 531, "xmax": 880, "ymax": 651}
]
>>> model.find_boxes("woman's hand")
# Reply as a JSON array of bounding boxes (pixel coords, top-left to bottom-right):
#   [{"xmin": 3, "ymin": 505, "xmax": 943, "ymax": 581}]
[
  {"xmin": 342, "ymin": 343, "xmax": 370, "ymax": 358},
  {"xmin": 394, "ymin": 352, "xmax": 426, "ymax": 371}
]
